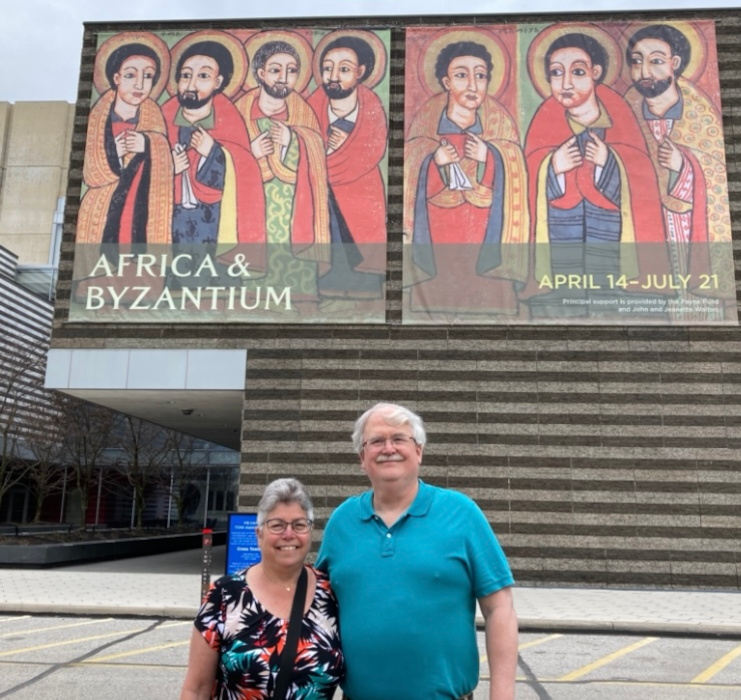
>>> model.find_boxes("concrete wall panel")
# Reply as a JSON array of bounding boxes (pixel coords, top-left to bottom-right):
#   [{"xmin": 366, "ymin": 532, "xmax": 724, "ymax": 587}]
[{"xmin": 4, "ymin": 102, "xmax": 72, "ymax": 167}]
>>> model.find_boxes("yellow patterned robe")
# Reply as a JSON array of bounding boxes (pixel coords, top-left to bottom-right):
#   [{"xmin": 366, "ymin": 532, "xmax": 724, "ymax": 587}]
[
  {"xmin": 77, "ymin": 90, "xmax": 172, "ymax": 247},
  {"xmin": 234, "ymin": 89, "xmax": 330, "ymax": 299},
  {"xmin": 625, "ymin": 79, "xmax": 733, "ymax": 306}
]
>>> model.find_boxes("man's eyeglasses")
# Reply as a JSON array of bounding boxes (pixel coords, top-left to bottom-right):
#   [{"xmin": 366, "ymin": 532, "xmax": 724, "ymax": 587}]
[
  {"xmin": 262, "ymin": 518, "xmax": 313, "ymax": 535},
  {"xmin": 361, "ymin": 435, "xmax": 418, "ymax": 450}
]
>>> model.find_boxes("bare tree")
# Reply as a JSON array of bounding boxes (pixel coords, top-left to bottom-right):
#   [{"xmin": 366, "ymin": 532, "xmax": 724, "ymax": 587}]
[
  {"xmin": 0, "ymin": 333, "xmax": 50, "ymax": 510},
  {"xmin": 57, "ymin": 395, "xmax": 121, "ymax": 528},
  {"xmin": 23, "ymin": 411, "xmax": 66, "ymax": 522},
  {"xmin": 164, "ymin": 429, "xmax": 206, "ymax": 526},
  {"xmin": 119, "ymin": 416, "xmax": 171, "ymax": 528}
]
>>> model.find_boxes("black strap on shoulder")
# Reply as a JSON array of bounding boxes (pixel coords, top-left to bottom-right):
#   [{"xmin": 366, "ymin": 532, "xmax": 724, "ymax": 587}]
[{"xmin": 272, "ymin": 566, "xmax": 308, "ymax": 700}]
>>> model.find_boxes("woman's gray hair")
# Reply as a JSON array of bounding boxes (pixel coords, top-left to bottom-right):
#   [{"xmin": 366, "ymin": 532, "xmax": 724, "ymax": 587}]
[
  {"xmin": 351, "ymin": 403, "xmax": 427, "ymax": 453},
  {"xmin": 256, "ymin": 478, "xmax": 314, "ymax": 526}
]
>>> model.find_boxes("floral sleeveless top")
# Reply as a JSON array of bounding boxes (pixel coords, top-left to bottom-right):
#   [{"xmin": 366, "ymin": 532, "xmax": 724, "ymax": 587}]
[{"xmin": 195, "ymin": 566, "xmax": 344, "ymax": 699}]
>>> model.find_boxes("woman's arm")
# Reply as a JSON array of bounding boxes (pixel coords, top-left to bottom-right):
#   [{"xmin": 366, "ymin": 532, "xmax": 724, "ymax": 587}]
[{"xmin": 180, "ymin": 627, "xmax": 219, "ymax": 700}]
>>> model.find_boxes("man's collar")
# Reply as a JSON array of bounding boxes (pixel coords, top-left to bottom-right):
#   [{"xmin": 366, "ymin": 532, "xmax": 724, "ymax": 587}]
[
  {"xmin": 110, "ymin": 112, "xmax": 138, "ymax": 124},
  {"xmin": 329, "ymin": 101, "xmax": 359, "ymax": 124},
  {"xmin": 567, "ymin": 100, "xmax": 612, "ymax": 135},
  {"xmin": 407, "ymin": 480, "xmax": 433, "ymax": 516},
  {"xmin": 359, "ymin": 479, "xmax": 433, "ymax": 520},
  {"xmin": 359, "ymin": 491, "xmax": 375, "ymax": 520},
  {"xmin": 173, "ymin": 103, "xmax": 215, "ymax": 129},
  {"xmin": 437, "ymin": 110, "xmax": 483, "ymax": 135},
  {"xmin": 642, "ymin": 91, "xmax": 683, "ymax": 121}
]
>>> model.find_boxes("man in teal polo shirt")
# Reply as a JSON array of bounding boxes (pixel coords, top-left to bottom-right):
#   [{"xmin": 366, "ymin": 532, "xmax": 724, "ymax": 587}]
[{"xmin": 316, "ymin": 402, "xmax": 517, "ymax": 700}]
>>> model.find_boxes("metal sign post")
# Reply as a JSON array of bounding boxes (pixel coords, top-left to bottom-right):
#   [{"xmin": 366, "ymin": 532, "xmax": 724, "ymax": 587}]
[{"xmin": 200, "ymin": 528, "xmax": 213, "ymax": 600}]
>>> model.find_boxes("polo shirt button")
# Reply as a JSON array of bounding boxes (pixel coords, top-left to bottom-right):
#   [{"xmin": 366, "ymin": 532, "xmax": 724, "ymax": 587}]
[{"xmin": 386, "ymin": 533, "xmax": 392, "ymax": 538}]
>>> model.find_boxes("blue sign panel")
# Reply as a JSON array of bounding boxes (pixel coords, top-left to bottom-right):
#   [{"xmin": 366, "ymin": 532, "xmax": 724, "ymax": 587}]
[{"xmin": 226, "ymin": 512, "xmax": 261, "ymax": 575}]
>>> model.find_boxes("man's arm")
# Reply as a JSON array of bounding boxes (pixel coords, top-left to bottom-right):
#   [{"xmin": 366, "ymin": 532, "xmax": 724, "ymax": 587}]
[
  {"xmin": 314, "ymin": 514, "xmax": 333, "ymax": 573},
  {"xmin": 479, "ymin": 586, "xmax": 518, "ymax": 700}
]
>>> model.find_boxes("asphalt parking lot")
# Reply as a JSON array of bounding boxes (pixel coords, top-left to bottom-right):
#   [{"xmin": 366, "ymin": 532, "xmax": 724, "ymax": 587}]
[{"xmin": 2, "ymin": 614, "xmax": 741, "ymax": 699}]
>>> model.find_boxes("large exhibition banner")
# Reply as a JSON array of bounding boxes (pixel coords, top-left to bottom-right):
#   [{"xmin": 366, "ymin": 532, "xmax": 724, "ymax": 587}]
[
  {"xmin": 403, "ymin": 20, "xmax": 737, "ymax": 325},
  {"xmin": 70, "ymin": 28, "xmax": 390, "ymax": 323}
]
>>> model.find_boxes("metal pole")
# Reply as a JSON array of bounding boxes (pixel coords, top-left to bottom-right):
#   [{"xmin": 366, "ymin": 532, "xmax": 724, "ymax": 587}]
[
  {"xmin": 203, "ymin": 468, "xmax": 211, "ymax": 529},
  {"xmin": 167, "ymin": 468, "xmax": 174, "ymax": 529},
  {"xmin": 200, "ymin": 528, "xmax": 213, "ymax": 600},
  {"xmin": 94, "ymin": 469, "xmax": 103, "ymax": 526},
  {"xmin": 59, "ymin": 466, "xmax": 67, "ymax": 524}
]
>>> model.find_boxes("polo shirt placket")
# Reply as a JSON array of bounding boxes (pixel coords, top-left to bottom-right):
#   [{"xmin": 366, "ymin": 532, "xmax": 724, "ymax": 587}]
[{"xmin": 372, "ymin": 514, "xmax": 401, "ymax": 557}]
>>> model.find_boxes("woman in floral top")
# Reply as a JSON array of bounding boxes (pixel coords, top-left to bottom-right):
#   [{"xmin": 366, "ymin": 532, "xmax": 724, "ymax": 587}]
[{"xmin": 180, "ymin": 479, "xmax": 344, "ymax": 699}]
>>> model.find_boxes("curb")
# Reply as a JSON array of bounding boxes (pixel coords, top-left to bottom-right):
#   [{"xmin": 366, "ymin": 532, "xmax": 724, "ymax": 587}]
[
  {"xmin": 0, "ymin": 602, "xmax": 197, "ymax": 619},
  {"xmin": 478, "ymin": 616, "xmax": 741, "ymax": 638},
  {"xmin": 4, "ymin": 606, "xmax": 741, "ymax": 638}
]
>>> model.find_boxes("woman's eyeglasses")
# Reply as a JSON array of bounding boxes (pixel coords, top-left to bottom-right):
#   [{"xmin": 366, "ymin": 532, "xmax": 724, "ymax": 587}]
[{"xmin": 262, "ymin": 518, "xmax": 313, "ymax": 534}]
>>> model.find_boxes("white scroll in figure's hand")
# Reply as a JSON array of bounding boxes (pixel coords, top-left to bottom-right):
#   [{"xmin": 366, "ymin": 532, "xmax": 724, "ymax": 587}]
[{"xmin": 448, "ymin": 162, "xmax": 473, "ymax": 190}]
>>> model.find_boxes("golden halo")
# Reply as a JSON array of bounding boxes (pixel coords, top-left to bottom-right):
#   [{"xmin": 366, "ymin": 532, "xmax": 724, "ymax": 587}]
[
  {"xmin": 243, "ymin": 30, "xmax": 314, "ymax": 94},
  {"xmin": 167, "ymin": 30, "xmax": 248, "ymax": 99},
  {"xmin": 415, "ymin": 28, "xmax": 510, "ymax": 99},
  {"xmin": 93, "ymin": 32, "xmax": 171, "ymax": 101},
  {"xmin": 312, "ymin": 30, "xmax": 388, "ymax": 90},
  {"xmin": 621, "ymin": 21, "xmax": 708, "ymax": 86},
  {"xmin": 527, "ymin": 23, "xmax": 623, "ymax": 99}
]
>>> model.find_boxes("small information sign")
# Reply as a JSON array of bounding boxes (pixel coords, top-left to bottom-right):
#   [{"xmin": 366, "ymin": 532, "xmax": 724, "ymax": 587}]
[{"xmin": 226, "ymin": 513, "xmax": 261, "ymax": 575}]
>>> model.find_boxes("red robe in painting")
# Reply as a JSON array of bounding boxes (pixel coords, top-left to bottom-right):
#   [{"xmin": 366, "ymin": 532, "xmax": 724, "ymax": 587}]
[
  {"xmin": 523, "ymin": 84, "xmax": 670, "ymax": 298},
  {"xmin": 307, "ymin": 84, "xmax": 387, "ymax": 273},
  {"xmin": 234, "ymin": 89, "xmax": 330, "ymax": 269},
  {"xmin": 404, "ymin": 93, "xmax": 529, "ymax": 318},
  {"xmin": 161, "ymin": 93, "xmax": 266, "ymax": 254}
]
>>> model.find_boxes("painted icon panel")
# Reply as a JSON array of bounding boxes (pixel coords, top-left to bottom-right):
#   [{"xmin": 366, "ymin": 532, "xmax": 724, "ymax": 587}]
[
  {"xmin": 71, "ymin": 28, "xmax": 390, "ymax": 323},
  {"xmin": 403, "ymin": 21, "xmax": 735, "ymax": 325}
]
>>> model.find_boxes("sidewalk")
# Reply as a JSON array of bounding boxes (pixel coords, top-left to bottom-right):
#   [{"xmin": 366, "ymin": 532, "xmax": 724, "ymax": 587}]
[{"xmin": 1, "ymin": 546, "xmax": 740, "ymax": 637}]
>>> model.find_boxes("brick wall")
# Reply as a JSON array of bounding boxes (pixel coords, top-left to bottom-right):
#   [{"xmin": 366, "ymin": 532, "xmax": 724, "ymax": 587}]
[{"xmin": 53, "ymin": 9, "xmax": 741, "ymax": 588}]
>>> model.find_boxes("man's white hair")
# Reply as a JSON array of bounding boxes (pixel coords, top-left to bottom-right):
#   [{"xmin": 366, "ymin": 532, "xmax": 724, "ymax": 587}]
[{"xmin": 352, "ymin": 402, "xmax": 427, "ymax": 453}]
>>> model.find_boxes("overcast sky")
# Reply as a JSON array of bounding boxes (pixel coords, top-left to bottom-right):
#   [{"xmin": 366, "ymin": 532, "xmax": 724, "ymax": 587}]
[{"xmin": 3, "ymin": 0, "xmax": 740, "ymax": 103}]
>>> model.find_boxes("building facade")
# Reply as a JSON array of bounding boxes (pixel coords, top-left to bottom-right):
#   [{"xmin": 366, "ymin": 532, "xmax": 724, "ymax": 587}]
[
  {"xmin": 0, "ymin": 101, "xmax": 74, "ymax": 267},
  {"xmin": 47, "ymin": 9, "xmax": 741, "ymax": 588},
  {"xmin": 0, "ymin": 245, "xmax": 55, "ymax": 522}
]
